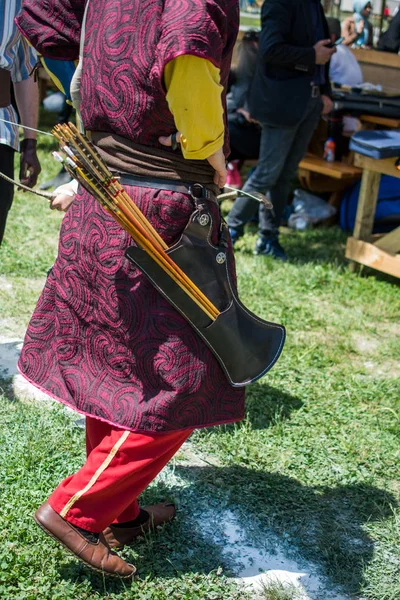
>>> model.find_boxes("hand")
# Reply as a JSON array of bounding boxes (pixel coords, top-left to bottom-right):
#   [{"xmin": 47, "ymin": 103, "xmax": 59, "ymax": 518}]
[
  {"xmin": 206, "ymin": 146, "xmax": 227, "ymax": 188},
  {"xmin": 19, "ymin": 138, "xmax": 41, "ymax": 188},
  {"xmin": 236, "ymin": 107, "xmax": 260, "ymax": 125},
  {"xmin": 50, "ymin": 185, "xmax": 75, "ymax": 212},
  {"xmin": 159, "ymin": 131, "xmax": 227, "ymax": 188},
  {"xmin": 159, "ymin": 130, "xmax": 183, "ymax": 150},
  {"xmin": 321, "ymin": 94, "xmax": 333, "ymax": 115},
  {"xmin": 313, "ymin": 39, "xmax": 336, "ymax": 65}
]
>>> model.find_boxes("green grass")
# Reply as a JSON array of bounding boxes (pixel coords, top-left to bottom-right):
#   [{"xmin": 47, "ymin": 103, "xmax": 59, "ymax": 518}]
[{"xmin": 0, "ymin": 122, "xmax": 399, "ymax": 599}]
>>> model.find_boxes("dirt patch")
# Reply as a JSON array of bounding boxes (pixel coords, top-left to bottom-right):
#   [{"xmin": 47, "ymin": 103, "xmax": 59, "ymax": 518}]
[{"xmin": 352, "ymin": 334, "xmax": 381, "ymax": 354}]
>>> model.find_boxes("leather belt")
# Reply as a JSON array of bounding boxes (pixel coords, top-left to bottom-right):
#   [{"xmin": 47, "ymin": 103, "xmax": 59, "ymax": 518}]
[
  {"xmin": 115, "ymin": 172, "xmax": 217, "ymax": 202},
  {"xmin": 0, "ymin": 68, "xmax": 11, "ymax": 109}
]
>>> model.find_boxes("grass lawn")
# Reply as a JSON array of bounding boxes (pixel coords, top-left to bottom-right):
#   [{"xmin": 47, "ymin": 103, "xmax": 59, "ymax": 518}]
[{"xmin": 0, "ymin": 123, "xmax": 399, "ymax": 600}]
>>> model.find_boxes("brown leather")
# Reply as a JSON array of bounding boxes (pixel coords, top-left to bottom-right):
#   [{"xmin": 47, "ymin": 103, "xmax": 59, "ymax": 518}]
[
  {"xmin": 34, "ymin": 502, "xmax": 136, "ymax": 578},
  {"xmin": 103, "ymin": 503, "xmax": 176, "ymax": 550},
  {"xmin": 0, "ymin": 69, "xmax": 11, "ymax": 108}
]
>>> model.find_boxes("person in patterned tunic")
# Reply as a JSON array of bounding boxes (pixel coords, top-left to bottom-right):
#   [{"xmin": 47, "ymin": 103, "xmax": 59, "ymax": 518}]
[{"xmin": 16, "ymin": 0, "xmax": 244, "ymax": 577}]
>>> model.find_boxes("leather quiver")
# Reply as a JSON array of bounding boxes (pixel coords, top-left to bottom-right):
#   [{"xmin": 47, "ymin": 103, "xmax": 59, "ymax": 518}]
[{"xmin": 125, "ymin": 196, "xmax": 285, "ymax": 387}]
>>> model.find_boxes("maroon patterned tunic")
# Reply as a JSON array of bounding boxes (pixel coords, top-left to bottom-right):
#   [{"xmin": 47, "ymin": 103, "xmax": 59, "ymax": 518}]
[
  {"xmin": 16, "ymin": 0, "xmax": 245, "ymax": 432},
  {"xmin": 16, "ymin": 0, "xmax": 237, "ymax": 154}
]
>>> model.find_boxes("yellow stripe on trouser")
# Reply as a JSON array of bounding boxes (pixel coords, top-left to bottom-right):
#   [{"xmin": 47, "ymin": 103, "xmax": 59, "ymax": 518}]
[{"xmin": 60, "ymin": 430, "xmax": 130, "ymax": 518}]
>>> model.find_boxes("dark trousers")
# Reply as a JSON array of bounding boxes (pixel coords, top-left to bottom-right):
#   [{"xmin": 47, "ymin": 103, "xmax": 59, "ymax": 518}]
[
  {"xmin": 0, "ymin": 144, "xmax": 15, "ymax": 245},
  {"xmin": 228, "ymin": 120, "xmax": 261, "ymax": 162},
  {"xmin": 227, "ymin": 95, "xmax": 322, "ymax": 239}
]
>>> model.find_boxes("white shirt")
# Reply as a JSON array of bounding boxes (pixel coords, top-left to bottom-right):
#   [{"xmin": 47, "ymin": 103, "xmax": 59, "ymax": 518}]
[
  {"xmin": 0, "ymin": 0, "xmax": 37, "ymax": 150},
  {"xmin": 329, "ymin": 45, "xmax": 363, "ymax": 87}
]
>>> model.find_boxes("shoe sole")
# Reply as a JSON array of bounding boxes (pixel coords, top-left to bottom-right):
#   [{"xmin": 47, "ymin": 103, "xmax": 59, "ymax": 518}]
[{"xmin": 34, "ymin": 514, "xmax": 136, "ymax": 579}]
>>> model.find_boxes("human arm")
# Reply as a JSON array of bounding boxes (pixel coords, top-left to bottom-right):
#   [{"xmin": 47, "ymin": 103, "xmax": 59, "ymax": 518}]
[
  {"xmin": 321, "ymin": 95, "xmax": 333, "ymax": 115},
  {"xmin": 341, "ymin": 17, "xmax": 360, "ymax": 46},
  {"xmin": 12, "ymin": 37, "xmax": 41, "ymax": 187},
  {"xmin": 13, "ymin": 77, "xmax": 41, "ymax": 188},
  {"xmin": 259, "ymin": 0, "xmax": 333, "ymax": 72},
  {"xmin": 159, "ymin": 54, "xmax": 227, "ymax": 187}
]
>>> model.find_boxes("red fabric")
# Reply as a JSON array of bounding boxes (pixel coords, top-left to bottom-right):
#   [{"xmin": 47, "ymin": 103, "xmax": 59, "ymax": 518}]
[{"xmin": 49, "ymin": 416, "xmax": 193, "ymax": 532}]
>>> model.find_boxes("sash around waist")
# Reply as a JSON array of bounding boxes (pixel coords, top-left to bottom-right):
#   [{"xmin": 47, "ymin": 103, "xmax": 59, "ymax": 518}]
[{"xmin": 90, "ymin": 131, "xmax": 219, "ymax": 196}]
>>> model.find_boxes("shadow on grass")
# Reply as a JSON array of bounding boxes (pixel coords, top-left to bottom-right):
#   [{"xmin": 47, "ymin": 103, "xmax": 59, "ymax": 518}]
[
  {"xmin": 170, "ymin": 465, "xmax": 396, "ymax": 596},
  {"xmin": 241, "ymin": 382, "xmax": 302, "ymax": 429},
  {"xmin": 215, "ymin": 381, "xmax": 303, "ymax": 431},
  {"xmin": 51, "ymin": 464, "xmax": 394, "ymax": 597}
]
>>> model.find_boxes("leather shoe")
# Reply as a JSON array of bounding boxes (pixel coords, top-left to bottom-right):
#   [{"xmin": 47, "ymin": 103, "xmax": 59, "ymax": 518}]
[
  {"xmin": 34, "ymin": 502, "xmax": 136, "ymax": 578},
  {"xmin": 103, "ymin": 503, "xmax": 176, "ymax": 550},
  {"xmin": 253, "ymin": 236, "xmax": 287, "ymax": 261}
]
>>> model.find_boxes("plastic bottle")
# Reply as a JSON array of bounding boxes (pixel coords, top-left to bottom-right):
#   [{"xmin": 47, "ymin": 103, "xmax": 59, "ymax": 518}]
[{"xmin": 323, "ymin": 137, "xmax": 336, "ymax": 162}]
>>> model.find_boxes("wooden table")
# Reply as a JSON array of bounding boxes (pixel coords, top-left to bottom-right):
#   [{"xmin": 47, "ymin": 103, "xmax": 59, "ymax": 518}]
[
  {"xmin": 345, "ymin": 153, "xmax": 400, "ymax": 278},
  {"xmin": 360, "ymin": 115, "xmax": 400, "ymax": 129},
  {"xmin": 298, "ymin": 154, "xmax": 362, "ymax": 217},
  {"xmin": 351, "ymin": 48, "xmax": 400, "ymax": 94}
]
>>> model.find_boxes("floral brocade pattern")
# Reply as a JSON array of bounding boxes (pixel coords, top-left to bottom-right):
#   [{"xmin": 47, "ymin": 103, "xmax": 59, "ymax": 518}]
[{"xmin": 19, "ymin": 187, "xmax": 245, "ymax": 432}]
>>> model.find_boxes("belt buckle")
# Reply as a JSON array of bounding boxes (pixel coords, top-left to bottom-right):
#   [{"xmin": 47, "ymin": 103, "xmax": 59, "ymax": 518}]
[
  {"xmin": 189, "ymin": 183, "xmax": 206, "ymax": 200},
  {"xmin": 311, "ymin": 85, "xmax": 319, "ymax": 98}
]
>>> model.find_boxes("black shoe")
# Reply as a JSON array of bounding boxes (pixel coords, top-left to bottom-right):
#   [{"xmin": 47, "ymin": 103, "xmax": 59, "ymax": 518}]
[
  {"xmin": 228, "ymin": 227, "xmax": 242, "ymax": 247},
  {"xmin": 39, "ymin": 168, "xmax": 72, "ymax": 190},
  {"xmin": 253, "ymin": 236, "xmax": 287, "ymax": 261}
]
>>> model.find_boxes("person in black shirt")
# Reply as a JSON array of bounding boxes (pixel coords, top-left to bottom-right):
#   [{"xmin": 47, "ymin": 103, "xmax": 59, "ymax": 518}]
[{"xmin": 227, "ymin": 0, "xmax": 335, "ymax": 260}]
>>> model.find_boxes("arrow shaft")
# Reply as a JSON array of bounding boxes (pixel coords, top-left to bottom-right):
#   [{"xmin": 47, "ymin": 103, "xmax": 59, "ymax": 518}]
[{"xmin": 0, "ymin": 117, "xmax": 52, "ymax": 137}]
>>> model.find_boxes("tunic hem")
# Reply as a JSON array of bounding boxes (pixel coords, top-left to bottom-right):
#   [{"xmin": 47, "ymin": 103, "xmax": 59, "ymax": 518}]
[{"xmin": 17, "ymin": 361, "xmax": 244, "ymax": 434}]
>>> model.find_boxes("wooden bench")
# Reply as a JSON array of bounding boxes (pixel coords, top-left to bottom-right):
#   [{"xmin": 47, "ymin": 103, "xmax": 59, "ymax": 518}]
[
  {"xmin": 298, "ymin": 154, "xmax": 362, "ymax": 213},
  {"xmin": 346, "ymin": 153, "xmax": 400, "ymax": 278},
  {"xmin": 360, "ymin": 115, "xmax": 400, "ymax": 129},
  {"xmin": 299, "ymin": 154, "xmax": 362, "ymax": 181}
]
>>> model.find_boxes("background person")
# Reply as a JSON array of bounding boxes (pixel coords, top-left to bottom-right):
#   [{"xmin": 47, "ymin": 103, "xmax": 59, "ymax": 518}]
[
  {"xmin": 227, "ymin": 0, "xmax": 335, "ymax": 260},
  {"xmin": 226, "ymin": 31, "xmax": 261, "ymax": 185},
  {"xmin": 0, "ymin": 0, "xmax": 41, "ymax": 245},
  {"xmin": 377, "ymin": 9, "xmax": 400, "ymax": 53},
  {"xmin": 342, "ymin": 1, "xmax": 373, "ymax": 48},
  {"xmin": 327, "ymin": 17, "xmax": 363, "ymax": 86}
]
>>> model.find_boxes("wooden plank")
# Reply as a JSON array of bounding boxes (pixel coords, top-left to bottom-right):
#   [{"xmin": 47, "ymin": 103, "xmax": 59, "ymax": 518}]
[
  {"xmin": 346, "ymin": 237, "xmax": 400, "ymax": 278},
  {"xmin": 351, "ymin": 47, "xmax": 400, "ymax": 69},
  {"xmin": 360, "ymin": 115, "xmax": 400, "ymax": 129},
  {"xmin": 354, "ymin": 154, "xmax": 400, "ymax": 179},
  {"xmin": 374, "ymin": 225, "xmax": 400, "ymax": 254},
  {"xmin": 353, "ymin": 169, "xmax": 381, "ymax": 241},
  {"xmin": 298, "ymin": 156, "xmax": 362, "ymax": 179}
]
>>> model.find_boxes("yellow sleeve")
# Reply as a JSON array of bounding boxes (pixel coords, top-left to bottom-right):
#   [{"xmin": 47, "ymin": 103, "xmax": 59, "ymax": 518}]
[{"xmin": 164, "ymin": 55, "xmax": 224, "ymax": 160}]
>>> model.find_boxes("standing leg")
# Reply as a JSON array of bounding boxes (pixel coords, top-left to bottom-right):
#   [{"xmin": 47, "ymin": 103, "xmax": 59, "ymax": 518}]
[
  {"xmin": 257, "ymin": 96, "xmax": 323, "ymax": 247},
  {"xmin": 0, "ymin": 144, "xmax": 15, "ymax": 245},
  {"xmin": 48, "ymin": 420, "xmax": 193, "ymax": 533},
  {"xmin": 35, "ymin": 418, "xmax": 192, "ymax": 575},
  {"xmin": 226, "ymin": 122, "xmax": 297, "ymax": 242}
]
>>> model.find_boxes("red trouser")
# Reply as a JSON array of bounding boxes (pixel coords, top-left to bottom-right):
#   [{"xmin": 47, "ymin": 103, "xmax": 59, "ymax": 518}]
[{"xmin": 48, "ymin": 416, "xmax": 193, "ymax": 532}]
